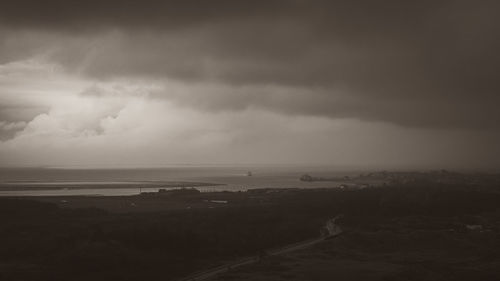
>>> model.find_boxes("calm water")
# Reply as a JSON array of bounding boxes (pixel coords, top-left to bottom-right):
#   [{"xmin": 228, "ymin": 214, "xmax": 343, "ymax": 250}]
[{"xmin": 0, "ymin": 166, "xmax": 362, "ymax": 196}]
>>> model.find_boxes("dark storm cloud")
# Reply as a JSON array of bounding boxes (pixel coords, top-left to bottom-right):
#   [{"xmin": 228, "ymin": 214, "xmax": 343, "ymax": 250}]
[
  {"xmin": 0, "ymin": 0, "xmax": 291, "ymax": 30},
  {"xmin": 1, "ymin": 0, "xmax": 499, "ymax": 129},
  {"xmin": 0, "ymin": 103, "xmax": 48, "ymax": 123}
]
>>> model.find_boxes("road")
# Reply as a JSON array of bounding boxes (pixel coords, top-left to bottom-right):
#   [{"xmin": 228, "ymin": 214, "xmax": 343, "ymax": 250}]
[{"xmin": 175, "ymin": 231, "xmax": 342, "ymax": 281}]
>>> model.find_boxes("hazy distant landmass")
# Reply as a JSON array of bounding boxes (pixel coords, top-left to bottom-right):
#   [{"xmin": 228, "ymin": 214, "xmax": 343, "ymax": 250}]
[
  {"xmin": 1, "ymin": 167, "xmax": 499, "ymax": 196},
  {"xmin": 0, "ymin": 166, "xmax": 368, "ymax": 196}
]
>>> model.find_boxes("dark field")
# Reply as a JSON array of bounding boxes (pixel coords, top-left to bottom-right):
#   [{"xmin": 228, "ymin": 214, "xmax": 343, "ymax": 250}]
[{"xmin": 2, "ymin": 181, "xmax": 500, "ymax": 281}]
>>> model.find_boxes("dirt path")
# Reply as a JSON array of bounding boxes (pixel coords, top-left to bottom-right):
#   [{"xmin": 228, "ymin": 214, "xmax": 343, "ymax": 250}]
[{"xmin": 176, "ymin": 231, "xmax": 342, "ymax": 281}]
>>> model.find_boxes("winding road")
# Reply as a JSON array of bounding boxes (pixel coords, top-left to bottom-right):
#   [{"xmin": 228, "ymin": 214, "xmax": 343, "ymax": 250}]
[{"xmin": 176, "ymin": 231, "xmax": 342, "ymax": 281}]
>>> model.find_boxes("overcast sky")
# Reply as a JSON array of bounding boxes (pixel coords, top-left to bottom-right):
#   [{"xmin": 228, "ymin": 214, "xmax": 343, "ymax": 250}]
[{"xmin": 0, "ymin": 0, "xmax": 499, "ymax": 169}]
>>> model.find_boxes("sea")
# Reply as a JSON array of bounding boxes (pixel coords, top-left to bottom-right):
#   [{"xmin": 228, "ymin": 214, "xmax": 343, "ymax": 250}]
[{"xmin": 0, "ymin": 165, "xmax": 365, "ymax": 196}]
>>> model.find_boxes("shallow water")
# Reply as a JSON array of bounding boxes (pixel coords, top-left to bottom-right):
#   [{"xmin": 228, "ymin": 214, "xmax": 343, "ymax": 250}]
[{"xmin": 0, "ymin": 166, "xmax": 361, "ymax": 196}]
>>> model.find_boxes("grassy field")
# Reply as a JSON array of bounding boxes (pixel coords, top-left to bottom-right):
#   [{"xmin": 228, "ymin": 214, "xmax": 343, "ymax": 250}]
[
  {"xmin": 212, "ymin": 211, "xmax": 500, "ymax": 281},
  {"xmin": 1, "ymin": 183, "xmax": 500, "ymax": 281}
]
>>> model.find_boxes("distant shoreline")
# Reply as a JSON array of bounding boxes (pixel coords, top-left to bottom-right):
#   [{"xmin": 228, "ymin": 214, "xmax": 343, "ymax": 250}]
[{"xmin": 0, "ymin": 181, "xmax": 223, "ymax": 191}]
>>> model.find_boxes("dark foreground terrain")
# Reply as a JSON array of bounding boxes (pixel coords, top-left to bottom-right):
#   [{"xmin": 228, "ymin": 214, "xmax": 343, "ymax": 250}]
[
  {"xmin": 1, "ymin": 178, "xmax": 500, "ymax": 281},
  {"xmin": 212, "ymin": 209, "xmax": 500, "ymax": 281}
]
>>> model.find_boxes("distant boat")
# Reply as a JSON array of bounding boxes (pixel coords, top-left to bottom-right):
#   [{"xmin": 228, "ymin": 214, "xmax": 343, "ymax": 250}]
[{"xmin": 247, "ymin": 171, "xmax": 253, "ymax": 176}]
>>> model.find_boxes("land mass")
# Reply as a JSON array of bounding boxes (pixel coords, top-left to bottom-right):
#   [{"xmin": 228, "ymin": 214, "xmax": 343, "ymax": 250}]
[
  {"xmin": 1, "ymin": 171, "xmax": 500, "ymax": 281},
  {"xmin": 0, "ymin": 181, "xmax": 222, "ymax": 191}
]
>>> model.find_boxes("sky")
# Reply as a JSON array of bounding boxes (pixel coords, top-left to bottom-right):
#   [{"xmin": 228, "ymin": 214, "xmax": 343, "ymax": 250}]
[{"xmin": 0, "ymin": 0, "xmax": 499, "ymax": 169}]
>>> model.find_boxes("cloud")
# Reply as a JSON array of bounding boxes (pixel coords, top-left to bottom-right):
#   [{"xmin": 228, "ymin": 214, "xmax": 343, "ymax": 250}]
[
  {"xmin": 1, "ymin": 1, "xmax": 498, "ymax": 129},
  {"xmin": 0, "ymin": 60, "xmax": 499, "ymax": 168},
  {"xmin": 3, "ymin": 99, "xmax": 500, "ymax": 168},
  {"xmin": 0, "ymin": 58, "xmax": 87, "ymax": 124},
  {"xmin": 0, "ymin": 121, "xmax": 26, "ymax": 140},
  {"xmin": 0, "ymin": 1, "xmax": 499, "ymax": 168},
  {"xmin": 0, "ymin": 0, "xmax": 290, "ymax": 30}
]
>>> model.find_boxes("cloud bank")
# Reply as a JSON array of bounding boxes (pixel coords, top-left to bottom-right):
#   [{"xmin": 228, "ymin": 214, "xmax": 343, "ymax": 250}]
[{"xmin": 0, "ymin": 1, "xmax": 499, "ymax": 167}]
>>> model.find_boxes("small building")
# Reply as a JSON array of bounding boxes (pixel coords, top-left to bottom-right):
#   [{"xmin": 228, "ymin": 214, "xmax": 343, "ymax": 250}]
[{"xmin": 300, "ymin": 174, "xmax": 314, "ymax": 182}]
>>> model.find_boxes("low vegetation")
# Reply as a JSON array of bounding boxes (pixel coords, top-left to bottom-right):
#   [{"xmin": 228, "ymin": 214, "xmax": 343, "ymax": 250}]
[{"xmin": 1, "ymin": 182, "xmax": 500, "ymax": 280}]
